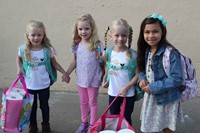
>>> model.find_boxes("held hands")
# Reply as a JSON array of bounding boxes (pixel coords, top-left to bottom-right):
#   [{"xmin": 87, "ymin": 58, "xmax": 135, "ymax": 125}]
[
  {"xmin": 102, "ymin": 81, "xmax": 109, "ymax": 88},
  {"xmin": 139, "ymin": 79, "xmax": 151, "ymax": 94},
  {"xmin": 62, "ymin": 73, "xmax": 70, "ymax": 83}
]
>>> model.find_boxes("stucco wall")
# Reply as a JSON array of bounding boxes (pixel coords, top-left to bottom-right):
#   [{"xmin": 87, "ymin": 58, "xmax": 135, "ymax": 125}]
[{"xmin": 0, "ymin": 0, "xmax": 199, "ymax": 93}]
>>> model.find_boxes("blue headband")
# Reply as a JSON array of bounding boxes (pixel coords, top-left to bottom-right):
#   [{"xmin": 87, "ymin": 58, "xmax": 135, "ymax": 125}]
[{"xmin": 148, "ymin": 13, "xmax": 167, "ymax": 27}]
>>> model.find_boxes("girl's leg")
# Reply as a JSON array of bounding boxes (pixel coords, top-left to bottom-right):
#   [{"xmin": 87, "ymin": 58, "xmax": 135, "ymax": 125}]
[
  {"xmin": 28, "ymin": 89, "xmax": 38, "ymax": 125},
  {"xmin": 38, "ymin": 87, "xmax": 51, "ymax": 132},
  {"xmin": 78, "ymin": 86, "xmax": 89, "ymax": 124},
  {"xmin": 87, "ymin": 87, "xmax": 99, "ymax": 125},
  {"xmin": 38, "ymin": 87, "xmax": 50, "ymax": 124},
  {"xmin": 109, "ymin": 95, "xmax": 121, "ymax": 115},
  {"xmin": 124, "ymin": 96, "xmax": 135, "ymax": 125},
  {"xmin": 28, "ymin": 89, "xmax": 38, "ymax": 133}
]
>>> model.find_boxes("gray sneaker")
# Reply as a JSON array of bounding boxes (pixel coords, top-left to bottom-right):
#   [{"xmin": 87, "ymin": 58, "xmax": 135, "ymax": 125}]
[
  {"xmin": 75, "ymin": 122, "xmax": 89, "ymax": 133},
  {"xmin": 86, "ymin": 125, "xmax": 93, "ymax": 133}
]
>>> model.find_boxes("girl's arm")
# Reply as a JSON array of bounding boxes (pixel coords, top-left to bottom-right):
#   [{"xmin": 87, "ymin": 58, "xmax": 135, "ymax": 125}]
[
  {"xmin": 65, "ymin": 54, "xmax": 76, "ymax": 76},
  {"xmin": 51, "ymin": 56, "xmax": 71, "ymax": 83},
  {"xmin": 102, "ymin": 65, "xmax": 108, "ymax": 88},
  {"xmin": 138, "ymin": 70, "xmax": 148, "ymax": 90},
  {"xmin": 16, "ymin": 55, "xmax": 22, "ymax": 75},
  {"xmin": 119, "ymin": 68, "xmax": 139, "ymax": 96},
  {"xmin": 62, "ymin": 55, "xmax": 76, "ymax": 83},
  {"xmin": 51, "ymin": 57, "xmax": 65, "ymax": 74}
]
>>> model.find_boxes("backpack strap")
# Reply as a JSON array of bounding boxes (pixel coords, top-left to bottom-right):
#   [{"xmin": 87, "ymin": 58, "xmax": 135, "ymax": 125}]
[
  {"xmin": 128, "ymin": 49, "xmax": 137, "ymax": 80},
  {"xmin": 162, "ymin": 46, "xmax": 173, "ymax": 77},
  {"xmin": 43, "ymin": 48, "xmax": 57, "ymax": 85},
  {"xmin": 105, "ymin": 47, "xmax": 113, "ymax": 82},
  {"xmin": 19, "ymin": 44, "xmax": 32, "ymax": 78},
  {"xmin": 72, "ymin": 43, "xmax": 79, "ymax": 54},
  {"xmin": 95, "ymin": 42, "xmax": 103, "ymax": 63}
]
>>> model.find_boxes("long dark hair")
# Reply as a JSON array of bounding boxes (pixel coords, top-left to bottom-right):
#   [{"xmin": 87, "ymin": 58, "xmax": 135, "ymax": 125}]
[{"xmin": 137, "ymin": 17, "xmax": 172, "ymax": 72}]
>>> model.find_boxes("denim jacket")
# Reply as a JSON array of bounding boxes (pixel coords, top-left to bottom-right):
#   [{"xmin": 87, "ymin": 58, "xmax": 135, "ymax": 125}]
[{"xmin": 138, "ymin": 43, "xmax": 183, "ymax": 105}]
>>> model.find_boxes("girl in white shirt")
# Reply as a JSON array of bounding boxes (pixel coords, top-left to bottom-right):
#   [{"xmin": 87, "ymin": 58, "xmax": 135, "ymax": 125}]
[
  {"xmin": 103, "ymin": 19, "xmax": 138, "ymax": 125},
  {"xmin": 16, "ymin": 20, "xmax": 66, "ymax": 133}
]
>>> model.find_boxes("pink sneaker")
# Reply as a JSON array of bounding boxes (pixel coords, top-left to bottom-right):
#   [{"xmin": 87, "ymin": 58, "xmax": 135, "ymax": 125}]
[{"xmin": 75, "ymin": 122, "xmax": 88, "ymax": 133}]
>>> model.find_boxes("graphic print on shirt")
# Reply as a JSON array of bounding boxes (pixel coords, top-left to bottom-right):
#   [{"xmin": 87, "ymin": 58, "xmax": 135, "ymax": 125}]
[
  {"xmin": 30, "ymin": 56, "xmax": 44, "ymax": 71},
  {"xmin": 110, "ymin": 59, "xmax": 119, "ymax": 77},
  {"xmin": 110, "ymin": 56, "xmax": 127, "ymax": 77}
]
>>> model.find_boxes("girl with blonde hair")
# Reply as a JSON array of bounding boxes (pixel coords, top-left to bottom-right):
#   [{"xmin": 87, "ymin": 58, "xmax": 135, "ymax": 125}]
[
  {"xmin": 16, "ymin": 20, "xmax": 66, "ymax": 133},
  {"xmin": 64, "ymin": 14, "xmax": 104, "ymax": 133},
  {"xmin": 103, "ymin": 19, "xmax": 138, "ymax": 126}
]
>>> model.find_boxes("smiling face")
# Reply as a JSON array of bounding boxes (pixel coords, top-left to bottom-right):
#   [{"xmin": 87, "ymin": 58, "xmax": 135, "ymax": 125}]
[
  {"xmin": 143, "ymin": 22, "xmax": 162, "ymax": 50},
  {"xmin": 27, "ymin": 26, "xmax": 44, "ymax": 48},
  {"xmin": 77, "ymin": 20, "xmax": 92, "ymax": 42},
  {"xmin": 110, "ymin": 25, "xmax": 128, "ymax": 49}
]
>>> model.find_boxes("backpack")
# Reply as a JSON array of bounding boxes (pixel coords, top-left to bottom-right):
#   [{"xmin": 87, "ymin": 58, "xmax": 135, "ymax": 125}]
[
  {"xmin": 19, "ymin": 45, "xmax": 57, "ymax": 86},
  {"xmin": 106, "ymin": 47, "xmax": 144, "ymax": 101},
  {"xmin": 163, "ymin": 46, "xmax": 199, "ymax": 102}
]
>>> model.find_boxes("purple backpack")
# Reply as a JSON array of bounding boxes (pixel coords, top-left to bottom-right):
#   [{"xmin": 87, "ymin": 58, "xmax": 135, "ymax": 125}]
[{"xmin": 163, "ymin": 46, "xmax": 199, "ymax": 102}]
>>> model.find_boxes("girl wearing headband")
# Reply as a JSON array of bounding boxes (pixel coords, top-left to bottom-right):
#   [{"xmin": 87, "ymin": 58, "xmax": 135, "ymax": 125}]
[{"xmin": 137, "ymin": 13, "xmax": 184, "ymax": 133}]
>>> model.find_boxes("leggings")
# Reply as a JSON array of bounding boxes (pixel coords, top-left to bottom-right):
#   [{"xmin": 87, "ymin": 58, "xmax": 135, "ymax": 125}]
[
  {"xmin": 28, "ymin": 87, "xmax": 50, "ymax": 125},
  {"xmin": 109, "ymin": 95, "xmax": 135, "ymax": 125},
  {"xmin": 78, "ymin": 86, "xmax": 99, "ymax": 125}
]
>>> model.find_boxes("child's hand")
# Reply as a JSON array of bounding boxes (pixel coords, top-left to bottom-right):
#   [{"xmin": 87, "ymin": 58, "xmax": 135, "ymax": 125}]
[
  {"xmin": 119, "ymin": 86, "xmax": 128, "ymax": 96},
  {"xmin": 141, "ymin": 85, "xmax": 150, "ymax": 94},
  {"xmin": 119, "ymin": 85, "xmax": 130, "ymax": 97},
  {"xmin": 62, "ymin": 73, "xmax": 70, "ymax": 83},
  {"xmin": 139, "ymin": 79, "xmax": 147, "ymax": 89},
  {"xmin": 102, "ymin": 75, "xmax": 109, "ymax": 88},
  {"xmin": 17, "ymin": 69, "xmax": 23, "ymax": 75},
  {"xmin": 65, "ymin": 76, "xmax": 71, "ymax": 83},
  {"xmin": 102, "ymin": 81, "xmax": 109, "ymax": 88}
]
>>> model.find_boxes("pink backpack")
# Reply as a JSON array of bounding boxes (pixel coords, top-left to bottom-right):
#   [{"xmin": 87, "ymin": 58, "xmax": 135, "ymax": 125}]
[{"xmin": 163, "ymin": 46, "xmax": 199, "ymax": 102}]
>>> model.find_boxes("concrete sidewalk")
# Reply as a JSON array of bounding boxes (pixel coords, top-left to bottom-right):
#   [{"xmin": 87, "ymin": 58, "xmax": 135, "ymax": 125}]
[{"xmin": 1, "ymin": 91, "xmax": 200, "ymax": 133}]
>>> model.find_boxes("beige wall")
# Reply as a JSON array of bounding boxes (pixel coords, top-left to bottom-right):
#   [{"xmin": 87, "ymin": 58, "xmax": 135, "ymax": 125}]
[{"xmin": 0, "ymin": 0, "xmax": 200, "ymax": 93}]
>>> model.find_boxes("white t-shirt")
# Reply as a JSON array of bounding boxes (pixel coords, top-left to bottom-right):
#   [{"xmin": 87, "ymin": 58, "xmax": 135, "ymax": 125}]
[
  {"xmin": 18, "ymin": 47, "xmax": 55, "ymax": 90},
  {"xmin": 108, "ymin": 51, "xmax": 135, "ymax": 97}
]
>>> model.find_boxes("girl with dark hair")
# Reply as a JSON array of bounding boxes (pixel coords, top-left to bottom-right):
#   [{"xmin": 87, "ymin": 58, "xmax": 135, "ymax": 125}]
[{"xmin": 137, "ymin": 13, "xmax": 184, "ymax": 133}]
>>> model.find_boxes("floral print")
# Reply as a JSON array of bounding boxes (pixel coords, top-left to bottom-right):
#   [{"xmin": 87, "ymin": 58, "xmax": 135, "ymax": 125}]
[{"xmin": 140, "ymin": 52, "xmax": 184, "ymax": 132}]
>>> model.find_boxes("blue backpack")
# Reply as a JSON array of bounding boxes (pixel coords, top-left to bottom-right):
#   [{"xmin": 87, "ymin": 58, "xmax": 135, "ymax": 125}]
[
  {"xmin": 105, "ymin": 47, "xmax": 144, "ymax": 101},
  {"xmin": 19, "ymin": 45, "xmax": 57, "ymax": 86}
]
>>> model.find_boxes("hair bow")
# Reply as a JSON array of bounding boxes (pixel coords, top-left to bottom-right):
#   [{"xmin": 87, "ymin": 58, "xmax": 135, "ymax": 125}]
[{"xmin": 148, "ymin": 13, "xmax": 167, "ymax": 27}]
